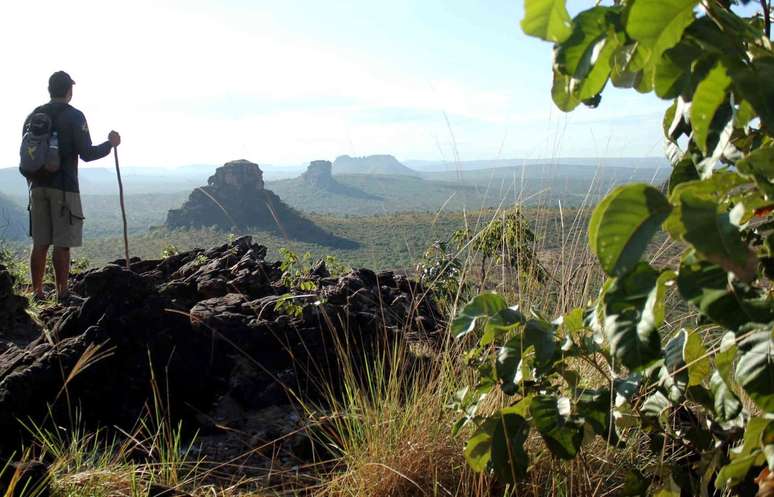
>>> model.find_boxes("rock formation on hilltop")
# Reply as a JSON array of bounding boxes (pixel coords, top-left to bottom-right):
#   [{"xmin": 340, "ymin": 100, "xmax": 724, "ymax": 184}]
[
  {"xmin": 301, "ymin": 160, "xmax": 336, "ymax": 189},
  {"xmin": 333, "ymin": 154, "xmax": 419, "ymax": 176},
  {"xmin": 299, "ymin": 160, "xmax": 381, "ymax": 200},
  {"xmin": 0, "ymin": 236, "xmax": 441, "ymax": 470},
  {"xmin": 166, "ymin": 160, "xmax": 356, "ymax": 248}
]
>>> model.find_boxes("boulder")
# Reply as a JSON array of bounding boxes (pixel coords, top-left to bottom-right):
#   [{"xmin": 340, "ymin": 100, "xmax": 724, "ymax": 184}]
[{"xmin": 0, "ymin": 265, "xmax": 41, "ymax": 353}]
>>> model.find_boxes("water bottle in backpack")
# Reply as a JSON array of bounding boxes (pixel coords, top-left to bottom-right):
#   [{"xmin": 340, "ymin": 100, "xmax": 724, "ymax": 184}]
[{"xmin": 46, "ymin": 132, "xmax": 61, "ymax": 172}]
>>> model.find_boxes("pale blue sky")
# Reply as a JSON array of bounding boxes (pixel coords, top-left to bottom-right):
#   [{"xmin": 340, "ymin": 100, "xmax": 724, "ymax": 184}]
[{"xmin": 1, "ymin": 0, "xmax": 673, "ymax": 168}]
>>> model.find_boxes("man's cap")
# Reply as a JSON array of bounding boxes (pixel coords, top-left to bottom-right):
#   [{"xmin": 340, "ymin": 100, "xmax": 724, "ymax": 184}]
[{"xmin": 48, "ymin": 71, "xmax": 75, "ymax": 95}]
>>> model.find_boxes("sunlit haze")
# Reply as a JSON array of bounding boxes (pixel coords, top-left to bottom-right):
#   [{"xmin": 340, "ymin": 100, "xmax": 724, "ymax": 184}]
[{"xmin": 2, "ymin": 0, "xmax": 670, "ymax": 168}]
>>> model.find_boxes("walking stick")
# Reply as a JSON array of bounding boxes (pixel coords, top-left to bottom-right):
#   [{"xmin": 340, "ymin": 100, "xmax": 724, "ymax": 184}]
[{"xmin": 113, "ymin": 146, "xmax": 130, "ymax": 271}]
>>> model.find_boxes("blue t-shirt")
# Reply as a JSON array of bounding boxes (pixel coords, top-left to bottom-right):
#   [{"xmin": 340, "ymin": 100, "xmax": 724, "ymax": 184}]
[{"xmin": 23, "ymin": 102, "xmax": 112, "ymax": 193}]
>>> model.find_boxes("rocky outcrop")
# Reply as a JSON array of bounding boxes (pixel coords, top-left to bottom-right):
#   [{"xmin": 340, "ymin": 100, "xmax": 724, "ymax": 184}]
[
  {"xmin": 0, "ymin": 265, "xmax": 39, "ymax": 353},
  {"xmin": 301, "ymin": 160, "xmax": 335, "ymax": 189},
  {"xmin": 166, "ymin": 160, "xmax": 357, "ymax": 248},
  {"xmin": 208, "ymin": 159, "xmax": 264, "ymax": 190},
  {"xmin": 0, "ymin": 237, "xmax": 441, "ymax": 464}
]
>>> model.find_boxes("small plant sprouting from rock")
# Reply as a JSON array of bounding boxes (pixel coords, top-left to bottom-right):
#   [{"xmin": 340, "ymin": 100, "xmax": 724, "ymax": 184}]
[
  {"xmin": 275, "ymin": 248, "xmax": 350, "ymax": 318},
  {"xmin": 161, "ymin": 244, "xmax": 180, "ymax": 259}
]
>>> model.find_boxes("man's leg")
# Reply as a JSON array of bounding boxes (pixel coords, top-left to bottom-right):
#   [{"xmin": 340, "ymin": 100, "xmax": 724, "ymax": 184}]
[
  {"xmin": 52, "ymin": 246, "xmax": 71, "ymax": 297},
  {"xmin": 30, "ymin": 244, "xmax": 49, "ymax": 298}
]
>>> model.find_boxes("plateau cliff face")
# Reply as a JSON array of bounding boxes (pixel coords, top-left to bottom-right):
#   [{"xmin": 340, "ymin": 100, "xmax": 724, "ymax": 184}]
[{"xmin": 166, "ymin": 160, "xmax": 356, "ymax": 248}]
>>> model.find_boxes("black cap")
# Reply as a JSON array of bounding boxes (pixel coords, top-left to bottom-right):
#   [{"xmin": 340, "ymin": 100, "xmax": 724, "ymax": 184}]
[{"xmin": 48, "ymin": 71, "xmax": 75, "ymax": 98}]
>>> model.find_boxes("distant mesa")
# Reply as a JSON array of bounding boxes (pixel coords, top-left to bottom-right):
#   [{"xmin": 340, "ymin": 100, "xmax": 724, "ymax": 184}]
[
  {"xmin": 165, "ymin": 160, "xmax": 357, "ymax": 248},
  {"xmin": 301, "ymin": 160, "xmax": 336, "ymax": 189},
  {"xmin": 300, "ymin": 160, "xmax": 381, "ymax": 201},
  {"xmin": 333, "ymin": 154, "xmax": 419, "ymax": 176}
]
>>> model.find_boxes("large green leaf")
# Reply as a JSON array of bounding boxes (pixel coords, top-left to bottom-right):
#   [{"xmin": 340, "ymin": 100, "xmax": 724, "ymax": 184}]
[
  {"xmin": 691, "ymin": 62, "xmax": 732, "ymax": 154},
  {"xmin": 641, "ymin": 391, "xmax": 672, "ymax": 430},
  {"xmin": 451, "ymin": 293, "xmax": 508, "ymax": 338},
  {"xmin": 610, "ymin": 44, "xmax": 642, "ymax": 89},
  {"xmin": 737, "ymin": 145, "xmax": 774, "ymax": 200},
  {"xmin": 463, "ymin": 418, "xmax": 497, "ymax": 472},
  {"xmin": 654, "ymin": 51, "xmax": 689, "ymax": 99},
  {"xmin": 521, "ymin": 0, "xmax": 573, "ymax": 43},
  {"xmin": 710, "ymin": 370, "xmax": 742, "ymax": 421},
  {"xmin": 677, "ymin": 253, "xmax": 774, "ymax": 330},
  {"xmin": 497, "ymin": 335, "xmax": 523, "ymax": 394},
  {"xmin": 626, "ymin": 0, "xmax": 698, "ymax": 60},
  {"xmin": 577, "ymin": 389, "xmax": 620, "ymax": 446},
  {"xmin": 667, "ymin": 158, "xmax": 699, "ymax": 194},
  {"xmin": 589, "ymin": 183, "xmax": 672, "ymax": 277},
  {"xmin": 530, "ymin": 394, "xmax": 584, "ymax": 459},
  {"xmin": 482, "ymin": 307, "xmax": 527, "ymax": 345},
  {"xmin": 555, "ymin": 7, "xmax": 619, "ymax": 82},
  {"xmin": 602, "ymin": 263, "xmax": 670, "ymax": 370},
  {"xmin": 716, "ymin": 416, "xmax": 769, "ymax": 488},
  {"xmin": 490, "ymin": 408, "xmax": 530, "ymax": 483},
  {"xmin": 683, "ymin": 329, "xmax": 710, "ymax": 387},
  {"xmin": 716, "ymin": 331, "xmax": 738, "ymax": 387},
  {"xmin": 665, "ymin": 187, "xmax": 756, "ymax": 282},
  {"xmin": 576, "ymin": 34, "xmax": 618, "ymax": 100},
  {"xmin": 730, "ymin": 56, "xmax": 774, "ymax": 129},
  {"xmin": 735, "ymin": 329, "xmax": 774, "ymax": 413},
  {"xmin": 497, "ymin": 319, "xmax": 557, "ymax": 392},
  {"xmin": 663, "ymin": 329, "xmax": 710, "ymax": 393},
  {"xmin": 551, "ymin": 70, "xmax": 581, "ymax": 111}
]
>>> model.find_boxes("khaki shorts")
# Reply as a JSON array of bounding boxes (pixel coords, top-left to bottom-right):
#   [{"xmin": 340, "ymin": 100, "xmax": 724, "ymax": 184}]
[{"xmin": 29, "ymin": 187, "xmax": 84, "ymax": 247}]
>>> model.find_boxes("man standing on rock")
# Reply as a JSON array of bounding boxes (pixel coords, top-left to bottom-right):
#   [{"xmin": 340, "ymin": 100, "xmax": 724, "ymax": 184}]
[{"xmin": 23, "ymin": 71, "xmax": 121, "ymax": 303}]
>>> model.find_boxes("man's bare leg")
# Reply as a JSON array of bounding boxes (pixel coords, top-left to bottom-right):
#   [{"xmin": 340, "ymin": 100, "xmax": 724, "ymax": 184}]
[
  {"xmin": 30, "ymin": 244, "xmax": 49, "ymax": 299},
  {"xmin": 52, "ymin": 246, "xmax": 71, "ymax": 298}
]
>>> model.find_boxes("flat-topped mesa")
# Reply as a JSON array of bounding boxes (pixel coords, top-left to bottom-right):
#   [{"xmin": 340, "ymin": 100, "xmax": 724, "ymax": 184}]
[
  {"xmin": 301, "ymin": 160, "xmax": 335, "ymax": 188},
  {"xmin": 165, "ymin": 160, "xmax": 358, "ymax": 248},
  {"xmin": 208, "ymin": 159, "xmax": 264, "ymax": 191}
]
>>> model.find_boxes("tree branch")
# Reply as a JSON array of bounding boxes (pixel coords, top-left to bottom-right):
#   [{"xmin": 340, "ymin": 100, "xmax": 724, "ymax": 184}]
[{"xmin": 763, "ymin": 0, "xmax": 771, "ymax": 39}]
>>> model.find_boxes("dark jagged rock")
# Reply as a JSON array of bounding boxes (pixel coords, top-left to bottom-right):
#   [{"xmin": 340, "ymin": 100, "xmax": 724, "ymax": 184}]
[
  {"xmin": 0, "ymin": 236, "xmax": 442, "ymax": 466},
  {"xmin": 0, "ymin": 265, "xmax": 41, "ymax": 353},
  {"xmin": 166, "ymin": 160, "xmax": 357, "ymax": 248}
]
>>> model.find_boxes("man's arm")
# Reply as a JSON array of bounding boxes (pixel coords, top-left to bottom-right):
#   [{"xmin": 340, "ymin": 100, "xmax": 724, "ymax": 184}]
[{"xmin": 73, "ymin": 111, "xmax": 112, "ymax": 162}]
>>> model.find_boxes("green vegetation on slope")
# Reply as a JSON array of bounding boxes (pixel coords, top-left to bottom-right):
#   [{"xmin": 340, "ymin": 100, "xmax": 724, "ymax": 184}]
[{"xmin": 7, "ymin": 208, "xmax": 578, "ymax": 272}]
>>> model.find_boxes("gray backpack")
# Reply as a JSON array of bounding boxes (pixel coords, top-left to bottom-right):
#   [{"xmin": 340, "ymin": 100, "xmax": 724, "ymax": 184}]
[{"xmin": 19, "ymin": 110, "xmax": 62, "ymax": 179}]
